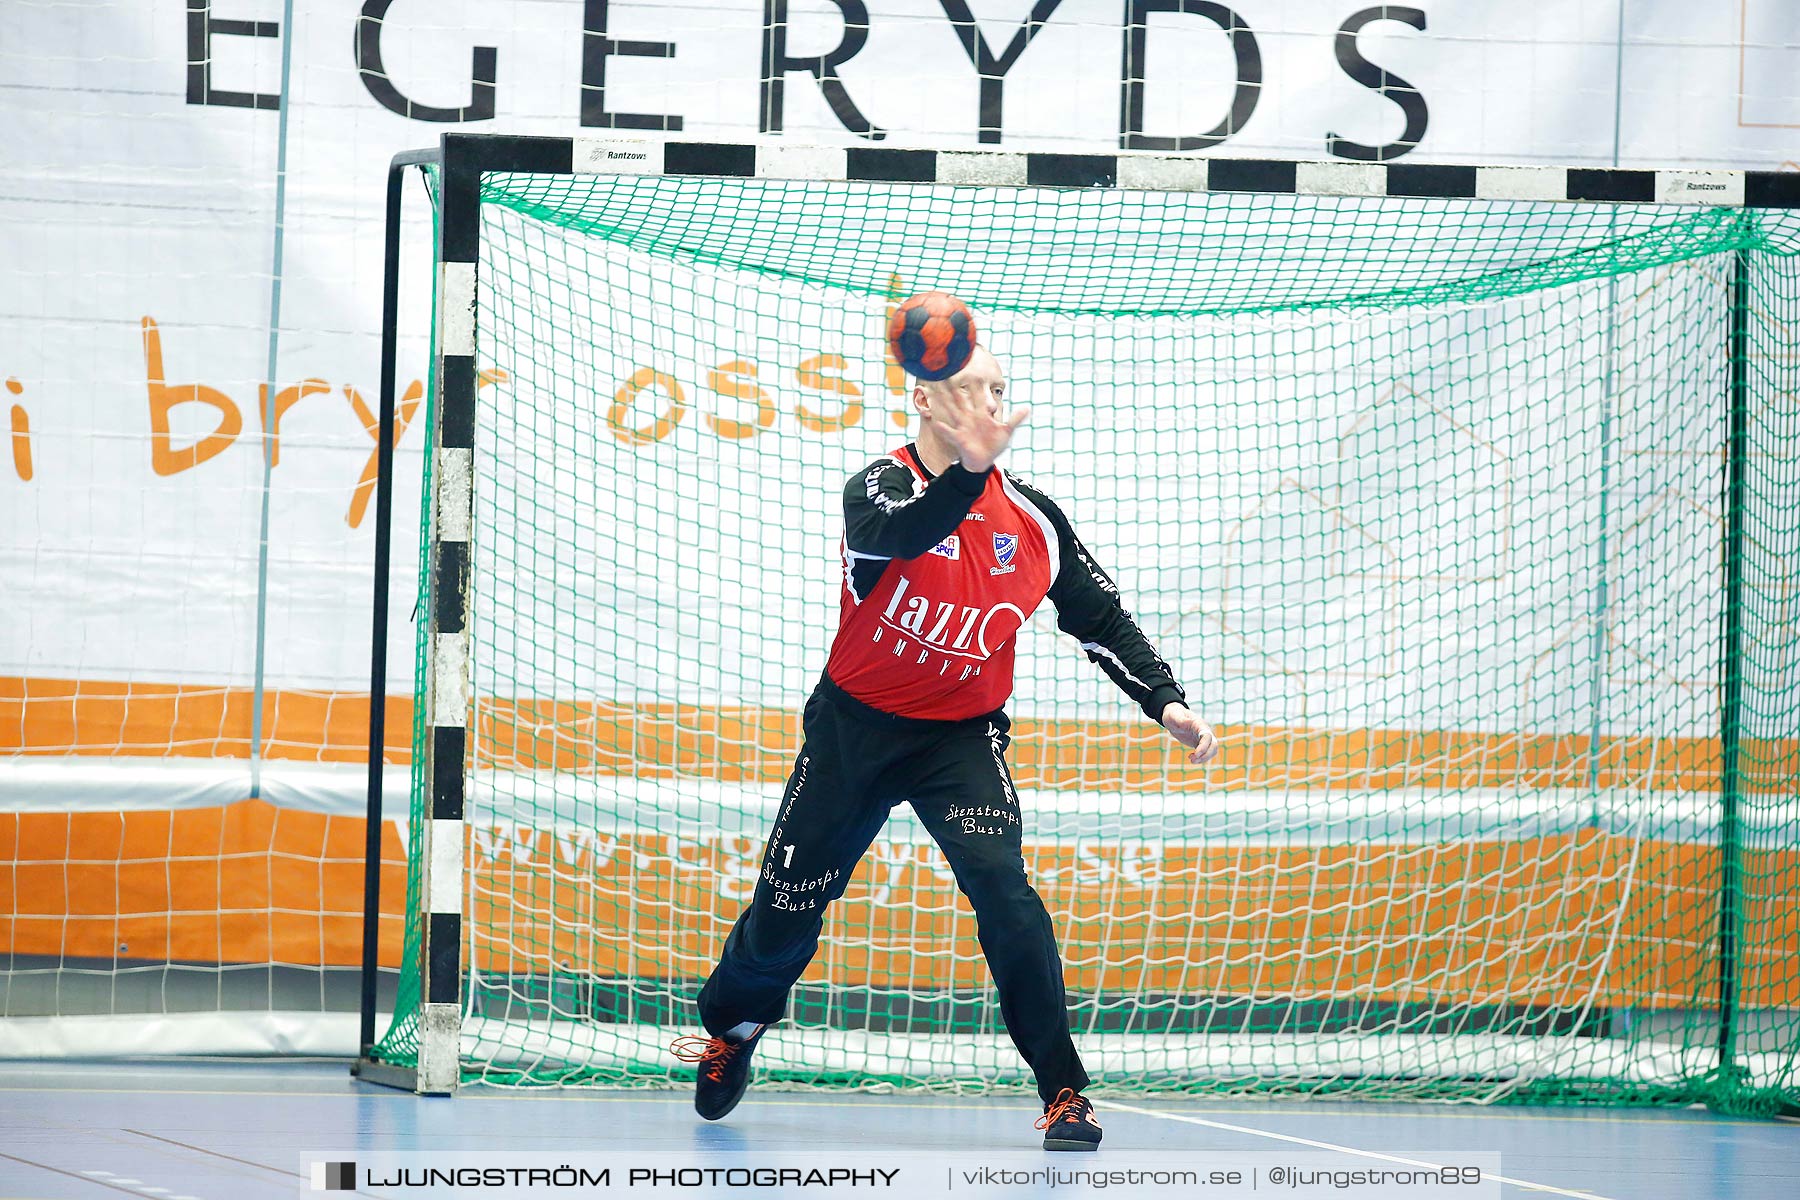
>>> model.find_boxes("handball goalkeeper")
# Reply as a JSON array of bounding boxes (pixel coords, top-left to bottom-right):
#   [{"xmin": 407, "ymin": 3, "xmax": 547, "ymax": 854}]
[{"xmin": 674, "ymin": 345, "xmax": 1219, "ymax": 1150}]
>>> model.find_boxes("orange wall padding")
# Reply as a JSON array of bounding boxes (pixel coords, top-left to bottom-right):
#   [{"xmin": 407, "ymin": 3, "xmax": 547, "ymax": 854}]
[
  {"xmin": 463, "ymin": 828, "xmax": 1799, "ymax": 1007},
  {"xmin": 8, "ymin": 676, "xmax": 1797, "ymax": 793},
  {"xmin": 1, "ymin": 803, "xmax": 408, "ymax": 966},
  {"xmin": 5, "ymin": 805, "xmax": 1796, "ymax": 1009},
  {"xmin": 2, "ymin": 677, "xmax": 411, "ymax": 765}
]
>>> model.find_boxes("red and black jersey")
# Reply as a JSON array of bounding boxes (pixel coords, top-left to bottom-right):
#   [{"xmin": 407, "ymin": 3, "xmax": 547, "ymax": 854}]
[{"xmin": 824, "ymin": 444, "xmax": 1186, "ymax": 722}]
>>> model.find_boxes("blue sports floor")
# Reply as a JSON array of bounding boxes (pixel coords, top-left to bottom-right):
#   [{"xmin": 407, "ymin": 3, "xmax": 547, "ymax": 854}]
[{"xmin": 0, "ymin": 1061, "xmax": 1793, "ymax": 1200}]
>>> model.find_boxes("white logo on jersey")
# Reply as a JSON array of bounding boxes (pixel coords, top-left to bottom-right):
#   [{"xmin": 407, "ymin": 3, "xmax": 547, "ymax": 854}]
[
  {"xmin": 880, "ymin": 575, "xmax": 1026, "ymax": 660},
  {"xmin": 928, "ymin": 535, "xmax": 960, "ymax": 560}
]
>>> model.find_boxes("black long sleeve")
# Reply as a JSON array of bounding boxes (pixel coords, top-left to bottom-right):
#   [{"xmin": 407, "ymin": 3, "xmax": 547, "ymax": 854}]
[
  {"xmin": 1007, "ymin": 474, "xmax": 1187, "ymax": 723},
  {"xmin": 842, "ymin": 455, "xmax": 989, "ymax": 560}
]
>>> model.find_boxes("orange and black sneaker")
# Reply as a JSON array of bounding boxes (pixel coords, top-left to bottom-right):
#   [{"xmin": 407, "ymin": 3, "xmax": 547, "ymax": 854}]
[
  {"xmin": 671, "ymin": 1025, "xmax": 766, "ymax": 1121},
  {"xmin": 1035, "ymin": 1087, "xmax": 1102, "ymax": 1151}
]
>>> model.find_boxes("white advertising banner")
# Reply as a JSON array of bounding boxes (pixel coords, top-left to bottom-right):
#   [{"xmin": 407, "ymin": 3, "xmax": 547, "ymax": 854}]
[{"xmin": 0, "ymin": 0, "xmax": 1794, "ymax": 741}]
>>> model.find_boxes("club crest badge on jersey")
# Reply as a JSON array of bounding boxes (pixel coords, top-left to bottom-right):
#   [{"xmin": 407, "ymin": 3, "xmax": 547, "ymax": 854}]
[
  {"xmin": 928, "ymin": 535, "xmax": 960, "ymax": 560},
  {"xmin": 991, "ymin": 532, "xmax": 1018, "ymax": 575}
]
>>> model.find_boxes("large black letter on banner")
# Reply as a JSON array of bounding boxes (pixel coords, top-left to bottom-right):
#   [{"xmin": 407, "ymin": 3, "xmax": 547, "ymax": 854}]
[
  {"xmin": 1119, "ymin": 0, "xmax": 1259, "ymax": 151},
  {"xmin": 186, "ymin": 0, "xmax": 280, "ymax": 110},
  {"xmin": 582, "ymin": 0, "xmax": 682, "ymax": 130},
  {"xmin": 1327, "ymin": 6, "xmax": 1427, "ymax": 161},
  {"xmin": 762, "ymin": 0, "xmax": 884, "ymax": 139},
  {"xmin": 356, "ymin": 0, "xmax": 496, "ymax": 122},
  {"xmin": 938, "ymin": 0, "xmax": 1064, "ymax": 145}
]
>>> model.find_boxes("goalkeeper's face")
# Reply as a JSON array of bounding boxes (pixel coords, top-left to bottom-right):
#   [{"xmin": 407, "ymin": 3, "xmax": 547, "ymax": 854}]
[{"xmin": 915, "ymin": 346, "xmax": 1007, "ymax": 421}]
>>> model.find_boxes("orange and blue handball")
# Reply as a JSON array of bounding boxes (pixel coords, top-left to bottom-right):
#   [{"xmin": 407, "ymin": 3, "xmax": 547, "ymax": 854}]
[{"xmin": 887, "ymin": 291, "xmax": 977, "ymax": 381}]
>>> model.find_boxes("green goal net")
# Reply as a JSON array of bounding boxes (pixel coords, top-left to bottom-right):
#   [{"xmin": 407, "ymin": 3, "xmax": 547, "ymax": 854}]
[{"xmin": 374, "ymin": 151, "xmax": 1800, "ymax": 1111}]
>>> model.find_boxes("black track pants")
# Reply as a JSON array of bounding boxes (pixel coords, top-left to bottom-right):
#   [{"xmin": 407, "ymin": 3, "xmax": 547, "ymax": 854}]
[{"xmin": 696, "ymin": 678, "xmax": 1090, "ymax": 1105}]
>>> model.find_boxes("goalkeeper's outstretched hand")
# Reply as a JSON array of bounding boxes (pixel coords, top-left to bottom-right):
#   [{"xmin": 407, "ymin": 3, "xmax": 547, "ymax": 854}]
[
  {"xmin": 930, "ymin": 380, "xmax": 1028, "ymax": 474},
  {"xmin": 1159, "ymin": 702, "xmax": 1220, "ymax": 765}
]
